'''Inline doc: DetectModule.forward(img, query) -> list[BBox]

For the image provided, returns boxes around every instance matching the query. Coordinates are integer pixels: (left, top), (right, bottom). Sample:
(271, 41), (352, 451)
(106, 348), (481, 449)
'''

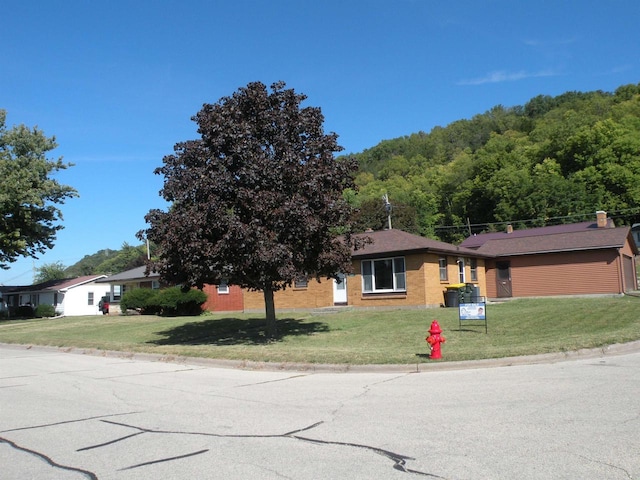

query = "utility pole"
(382, 194), (392, 230)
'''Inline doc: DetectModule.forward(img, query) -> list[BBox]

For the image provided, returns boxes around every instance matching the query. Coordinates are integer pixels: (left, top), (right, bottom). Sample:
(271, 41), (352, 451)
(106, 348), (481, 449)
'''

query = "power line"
(434, 207), (640, 232)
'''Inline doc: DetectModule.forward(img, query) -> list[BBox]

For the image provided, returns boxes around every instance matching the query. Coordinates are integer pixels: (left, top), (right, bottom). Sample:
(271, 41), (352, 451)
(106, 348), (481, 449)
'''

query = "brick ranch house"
(459, 211), (639, 299)
(99, 211), (637, 313)
(97, 266), (243, 313)
(243, 229), (491, 312)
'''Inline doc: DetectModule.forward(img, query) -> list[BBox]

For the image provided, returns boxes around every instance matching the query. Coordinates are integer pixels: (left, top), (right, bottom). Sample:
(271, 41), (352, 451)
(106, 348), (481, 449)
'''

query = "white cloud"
(457, 69), (559, 86)
(523, 37), (578, 48)
(607, 64), (633, 74)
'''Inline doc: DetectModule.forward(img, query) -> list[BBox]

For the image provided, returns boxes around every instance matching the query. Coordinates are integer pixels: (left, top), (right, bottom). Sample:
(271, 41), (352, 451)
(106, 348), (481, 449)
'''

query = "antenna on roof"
(382, 193), (392, 230)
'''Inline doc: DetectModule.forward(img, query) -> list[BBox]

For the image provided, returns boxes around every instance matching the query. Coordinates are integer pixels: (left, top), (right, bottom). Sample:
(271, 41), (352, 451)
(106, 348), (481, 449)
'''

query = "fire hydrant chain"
(426, 320), (446, 360)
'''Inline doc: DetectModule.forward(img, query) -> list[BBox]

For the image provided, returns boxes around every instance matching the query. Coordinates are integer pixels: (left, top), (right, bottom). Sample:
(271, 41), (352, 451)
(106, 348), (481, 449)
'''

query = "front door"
(333, 274), (347, 305)
(623, 255), (636, 292)
(496, 261), (512, 298)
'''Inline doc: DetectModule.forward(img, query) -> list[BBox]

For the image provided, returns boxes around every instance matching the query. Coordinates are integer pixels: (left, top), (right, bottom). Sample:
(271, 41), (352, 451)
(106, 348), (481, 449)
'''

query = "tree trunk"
(264, 287), (277, 338)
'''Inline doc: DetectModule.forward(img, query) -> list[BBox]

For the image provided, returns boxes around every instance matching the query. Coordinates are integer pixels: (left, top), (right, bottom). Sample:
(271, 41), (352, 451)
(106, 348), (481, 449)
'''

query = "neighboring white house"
(2, 275), (111, 316)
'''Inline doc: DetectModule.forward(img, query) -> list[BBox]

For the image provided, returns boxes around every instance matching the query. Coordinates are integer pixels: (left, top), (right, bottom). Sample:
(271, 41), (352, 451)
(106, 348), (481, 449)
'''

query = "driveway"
(1, 344), (639, 479)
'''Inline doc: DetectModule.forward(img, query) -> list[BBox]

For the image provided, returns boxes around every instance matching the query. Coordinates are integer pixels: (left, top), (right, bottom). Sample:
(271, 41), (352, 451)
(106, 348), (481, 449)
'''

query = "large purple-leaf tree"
(140, 81), (362, 337)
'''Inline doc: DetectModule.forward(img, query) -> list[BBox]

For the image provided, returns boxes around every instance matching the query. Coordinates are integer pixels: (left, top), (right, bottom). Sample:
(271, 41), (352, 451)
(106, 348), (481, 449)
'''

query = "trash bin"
(458, 286), (465, 304)
(445, 289), (459, 307)
(444, 284), (465, 307)
(468, 284), (481, 302)
(459, 283), (473, 303)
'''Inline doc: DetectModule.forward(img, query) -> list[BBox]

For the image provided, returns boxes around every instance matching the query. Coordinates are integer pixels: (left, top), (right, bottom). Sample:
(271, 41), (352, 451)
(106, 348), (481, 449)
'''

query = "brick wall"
(201, 284), (243, 312)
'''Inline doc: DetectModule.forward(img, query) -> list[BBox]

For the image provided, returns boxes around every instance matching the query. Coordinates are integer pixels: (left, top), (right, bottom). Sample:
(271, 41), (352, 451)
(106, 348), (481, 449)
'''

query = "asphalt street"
(1, 343), (639, 479)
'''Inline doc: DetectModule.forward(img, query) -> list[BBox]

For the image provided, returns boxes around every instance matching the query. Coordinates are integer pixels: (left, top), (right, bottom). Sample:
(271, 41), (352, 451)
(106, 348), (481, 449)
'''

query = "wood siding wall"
(485, 249), (623, 298)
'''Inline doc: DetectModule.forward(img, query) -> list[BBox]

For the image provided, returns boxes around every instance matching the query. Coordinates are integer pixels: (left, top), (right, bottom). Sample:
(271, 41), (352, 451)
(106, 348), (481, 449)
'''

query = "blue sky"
(1, 0), (639, 284)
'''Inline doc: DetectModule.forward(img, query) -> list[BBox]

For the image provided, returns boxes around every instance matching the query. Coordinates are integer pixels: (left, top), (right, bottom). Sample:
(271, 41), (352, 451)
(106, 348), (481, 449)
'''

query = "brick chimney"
(596, 210), (608, 228)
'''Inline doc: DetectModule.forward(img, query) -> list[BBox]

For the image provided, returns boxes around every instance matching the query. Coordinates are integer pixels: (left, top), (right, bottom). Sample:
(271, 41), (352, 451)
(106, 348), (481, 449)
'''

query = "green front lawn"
(1, 296), (639, 364)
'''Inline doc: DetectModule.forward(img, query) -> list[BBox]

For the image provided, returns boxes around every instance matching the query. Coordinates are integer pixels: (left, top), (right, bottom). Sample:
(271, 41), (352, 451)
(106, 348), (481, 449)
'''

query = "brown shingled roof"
(460, 217), (617, 249)
(352, 229), (490, 259)
(476, 226), (636, 256)
(460, 221), (600, 249)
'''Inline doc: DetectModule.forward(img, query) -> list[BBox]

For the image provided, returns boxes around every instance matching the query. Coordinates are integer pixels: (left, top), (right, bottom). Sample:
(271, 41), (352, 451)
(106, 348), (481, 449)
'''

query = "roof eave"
(491, 244), (625, 257)
(352, 247), (494, 260)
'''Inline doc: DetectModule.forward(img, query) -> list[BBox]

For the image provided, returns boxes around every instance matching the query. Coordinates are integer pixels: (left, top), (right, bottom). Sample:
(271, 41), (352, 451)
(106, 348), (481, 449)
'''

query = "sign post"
(459, 298), (487, 333)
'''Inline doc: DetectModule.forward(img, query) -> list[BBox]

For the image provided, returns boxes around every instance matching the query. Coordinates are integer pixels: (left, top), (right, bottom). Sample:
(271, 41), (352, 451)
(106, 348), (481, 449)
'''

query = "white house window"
(457, 258), (465, 283)
(217, 281), (229, 294)
(362, 257), (406, 293)
(88, 292), (94, 306)
(470, 258), (478, 282)
(439, 257), (448, 281)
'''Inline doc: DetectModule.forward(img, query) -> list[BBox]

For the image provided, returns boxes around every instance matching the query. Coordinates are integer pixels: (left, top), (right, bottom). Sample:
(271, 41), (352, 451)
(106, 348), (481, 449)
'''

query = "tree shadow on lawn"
(150, 317), (329, 346)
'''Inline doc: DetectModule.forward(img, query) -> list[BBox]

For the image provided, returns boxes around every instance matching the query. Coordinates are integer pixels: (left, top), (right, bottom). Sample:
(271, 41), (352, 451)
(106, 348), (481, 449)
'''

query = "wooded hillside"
(64, 243), (148, 278)
(66, 83), (640, 277)
(347, 83), (640, 243)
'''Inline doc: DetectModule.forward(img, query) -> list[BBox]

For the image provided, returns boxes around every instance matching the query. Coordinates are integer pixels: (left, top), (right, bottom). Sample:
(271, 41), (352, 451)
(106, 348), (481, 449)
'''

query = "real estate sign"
(459, 300), (487, 333)
(459, 302), (486, 320)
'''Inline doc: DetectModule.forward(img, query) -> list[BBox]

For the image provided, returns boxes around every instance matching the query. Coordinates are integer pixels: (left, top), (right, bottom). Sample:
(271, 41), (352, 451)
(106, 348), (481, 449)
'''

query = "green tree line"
(347, 83), (640, 243)
(63, 243), (149, 278)
(27, 82), (640, 284)
(30, 243), (149, 283)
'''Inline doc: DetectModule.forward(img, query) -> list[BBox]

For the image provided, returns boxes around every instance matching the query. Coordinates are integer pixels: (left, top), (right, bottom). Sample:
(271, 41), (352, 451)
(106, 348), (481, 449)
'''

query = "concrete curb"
(3, 339), (640, 373)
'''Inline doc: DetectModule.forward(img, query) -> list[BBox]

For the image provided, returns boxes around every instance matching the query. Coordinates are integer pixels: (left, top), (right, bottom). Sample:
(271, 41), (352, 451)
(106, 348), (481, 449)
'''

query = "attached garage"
(461, 212), (639, 299)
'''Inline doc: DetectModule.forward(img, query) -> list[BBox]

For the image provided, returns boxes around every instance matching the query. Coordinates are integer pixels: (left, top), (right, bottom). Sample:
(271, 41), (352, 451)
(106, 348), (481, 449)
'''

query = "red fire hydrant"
(426, 320), (446, 359)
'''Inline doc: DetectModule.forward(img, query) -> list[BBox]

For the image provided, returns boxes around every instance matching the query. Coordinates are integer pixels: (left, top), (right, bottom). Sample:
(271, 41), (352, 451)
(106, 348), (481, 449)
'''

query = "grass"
(0, 296), (639, 365)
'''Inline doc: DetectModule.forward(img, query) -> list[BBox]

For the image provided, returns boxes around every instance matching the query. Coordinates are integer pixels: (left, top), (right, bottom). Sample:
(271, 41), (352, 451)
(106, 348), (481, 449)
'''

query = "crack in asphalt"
(1, 412), (446, 477)
(96, 419), (446, 477)
(293, 435), (443, 477)
(330, 373), (413, 418)
(0, 435), (98, 480)
(118, 448), (209, 471)
(0, 374), (39, 379)
(575, 453), (634, 479)
(235, 373), (310, 387)
(98, 367), (206, 379)
(77, 432), (145, 451)
(621, 411), (640, 424)
(0, 411), (142, 433)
